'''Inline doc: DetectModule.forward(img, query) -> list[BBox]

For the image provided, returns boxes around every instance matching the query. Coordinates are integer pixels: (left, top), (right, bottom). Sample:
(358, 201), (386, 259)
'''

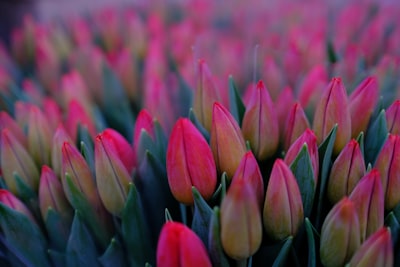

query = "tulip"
(263, 159), (304, 240)
(313, 77), (351, 154)
(42, 98), (63, 132)
(283, 102), (311, 150)
(14, 101), (35, 133)
(385, 100), (400, 134)
(60, 70), (92, 115)
(1, 129), (39, 195)
(51, 125), (74, 177)
(133, 109), (155, 165)
(327, 139), (366, 204)
(348, 227), (393, 267)
(349, 76), (379, 138)
(95, 132), (132, 216)
(166, 118), (217, 205)
(242, 80), (279, 160)
(275, 86), (295, 137)
(157, 221), (212, 267)
(193, 59), (221, 132)
(65, 99), (97, 142)
(0, 111), (27, 148)
(298, 64), (328, 111)
(320, 197), (360, 267)
(374, 134), (400, 211)
(221, 177), (262, 260)
(263, 57), (284, 100)
(349, 170), (384, 242)
(0, 189), (37, 224)
(211, 102), (247, 178)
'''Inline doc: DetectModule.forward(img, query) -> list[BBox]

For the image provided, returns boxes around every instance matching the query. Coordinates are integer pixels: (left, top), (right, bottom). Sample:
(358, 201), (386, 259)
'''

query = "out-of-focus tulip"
(0, 189), (37, 224)
(193, 59), (221, 132)
(263, 159), (304, 240)
(374, 134), (400, 211)
(211, 102), (246, 178)
(51, 125), (74, 177)
(42, 98), (62, 132)
(65, 99), (97, 142)
(386, 100), (400, 134)
(320, 197), (360, 267)
(133, 109), (155, 165)
(313, 77), (351, 154)
(348, 227), (393, 267)
(95, 132), (132, 216)
(327, 139), (365, 204)
(298, 64), (328, 111)
(221, 177), (262, 260)
(349, 170), (384, 242)
(1, 129), (39, 195)
(349, 76), (379, 138)
(0, 111), (27, 148)
(60, 70), (92, 115)
(284, 129), (319, 185)
(275, 86), (295, 137)
(263, 57), (284, 100)
(242, 80), (279, 160)
(166, 118), (216, 205)
(157, 221), (212, 267)
(14, 101), (35, 133)
(284, 102), (311, 150)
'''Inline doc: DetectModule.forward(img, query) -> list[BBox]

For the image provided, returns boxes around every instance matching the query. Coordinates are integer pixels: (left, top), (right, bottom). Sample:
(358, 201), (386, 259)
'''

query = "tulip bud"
(0, 189), (37, 224)
(42, 98), (62, 132)
(211, 102), (246, 178)
(133, 109), (155, 165)
(313, 77), (351, 154)
(349, 77), (379, 138)
(374, 134), (400, 211)
(65, 99), (97, 142)
(193, 59), (221, 132)
(284, 103), (311, 150)
(167, 118), (217, 205)
(157, 221), (212, 267)
(348, 227), (393, 267)
(0, 111), (27, 148)
(95, 132), (132, 216)
(242, 80), (279, 160)
(320, 197), (360, 267)
(1, 129), (39, 195)
(263, 159), (304, 240)
(52, 125), (74, 177)
(349, 170), (384, 242)
(298, 64), (328, 111)
(327, 139), (365, 204)
(221, 177), (262, 260)
(275, 86), (295, 136)
(386, 100), (400, 134)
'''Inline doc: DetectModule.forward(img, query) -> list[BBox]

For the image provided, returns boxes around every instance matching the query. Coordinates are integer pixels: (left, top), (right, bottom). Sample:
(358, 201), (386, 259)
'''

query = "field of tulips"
(0, 0), (399, 266)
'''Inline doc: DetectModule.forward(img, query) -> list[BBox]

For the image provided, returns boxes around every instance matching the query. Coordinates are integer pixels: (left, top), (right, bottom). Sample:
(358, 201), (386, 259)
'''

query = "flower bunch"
(0, 0), (400, 266)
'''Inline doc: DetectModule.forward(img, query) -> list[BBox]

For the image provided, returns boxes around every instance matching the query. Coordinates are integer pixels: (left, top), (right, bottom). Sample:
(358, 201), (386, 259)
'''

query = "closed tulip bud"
(157, 221), (212, 267)
(39, 165), (73, 222)
(320, 197), (360, 267)
(0, 189), (37, 224)
(167, 118), (217, 205)
(313, 77), (351, 154)
(95, 132), (132, 216)
(349, 170), (384, 242)
(242, 80), (279, 160)
(298, 64), (328, 111)
(211, 102), (246, 178)
(133, 109), (155, 165)
(263, 159), (304, 240)
(348, 227), (393, 267)
(328, 139), (365, 204)
(275, 86), (295, 136)
(386, 100), (400, 134)
(1, 129), (39, 195)
(284, 129), (319, 185)
(284, 102), (311, 150)
(221, 178), (262, 260)
(42, 98), (62, 132)
(65, 100), (97, 142)
(193, 59), (221, 132)
(0, 111), (27, 148)
(374, 134), (400, 211)
(349, 77), (379, 138)
(52, 125), (74, 177)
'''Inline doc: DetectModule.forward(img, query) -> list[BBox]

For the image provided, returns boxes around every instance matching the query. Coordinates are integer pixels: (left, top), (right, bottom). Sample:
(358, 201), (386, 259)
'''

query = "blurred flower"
(133, 109), (155, 164)
(283, 102), (311, 151)
(385, 100), (400, 134)
(42, 98), (63, 132)
(275, 86), (295, 138)
(0, 111), (27, 148)
(51, 125), (74, 177)
(65, 99), (97, 142)
(263, 159), (304, 240)
(167, 118), (216, 205)
(0, 189), (37, 224)
(157, 221), (212, 267)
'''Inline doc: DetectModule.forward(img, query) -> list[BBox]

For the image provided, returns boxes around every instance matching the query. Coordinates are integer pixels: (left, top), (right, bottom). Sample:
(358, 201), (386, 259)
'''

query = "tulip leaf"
(136, 129), (165, 168)
(45, 208), (71, 251)
(153, 118), (167, 164)
(356, 131), (364, 158)
(208, 207), (230, 267)
(384, 212), (399, 246)
(48, 249), (66, 267)
(66, 210), (100, 267)
(121, 183), (154, 267)
(191, 187), (213, 246)
(189, 108), (210, 142)
(305, 218), (317, 267)
(13, 172), (41, 220)
(326, 40), (337, 64)
(272, 236), (293, 267)
(77, 124), (95, 175)
(229, 75), (245, 126)
(364, 109), (388, 165)
(289, 144), (315, 218)
(98, 238), (127, 267)
(0, 203), (51, 267)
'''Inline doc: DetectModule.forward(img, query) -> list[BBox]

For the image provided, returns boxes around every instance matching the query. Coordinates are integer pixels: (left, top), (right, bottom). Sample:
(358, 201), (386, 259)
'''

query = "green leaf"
(48, 249), (66, 267)
(13, 172), (41, 221)
(384, 212), (399, 246)
(289, 144), (315, 218)
(208, 207), (230, 267)
(45, 208), (71, 251)
(229, 75), (245, 126)
(364, 109), (388, 165)
(77, 124), (95, 176)
(189, 108), (210, 142)
(305, 218), (316, 267)
(153, 119), (167, 164)
(272, 236), (293, 267)
(66, 211), (100, 267)
(121, 183), (154, 267)
(191, 187), (213, 246)
(98, 238), (127, 267)
(356, 131), (365, 159)
(0, 203), (51, 267)
(326, 40), (337, 64)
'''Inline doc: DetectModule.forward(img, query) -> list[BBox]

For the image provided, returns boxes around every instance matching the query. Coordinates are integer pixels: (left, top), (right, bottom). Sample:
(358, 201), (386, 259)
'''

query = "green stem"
(237, 259), (247, 267)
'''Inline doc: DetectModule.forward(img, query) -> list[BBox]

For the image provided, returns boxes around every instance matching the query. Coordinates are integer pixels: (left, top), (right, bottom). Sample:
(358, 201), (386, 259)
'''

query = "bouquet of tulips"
(0, 0), (399, 266)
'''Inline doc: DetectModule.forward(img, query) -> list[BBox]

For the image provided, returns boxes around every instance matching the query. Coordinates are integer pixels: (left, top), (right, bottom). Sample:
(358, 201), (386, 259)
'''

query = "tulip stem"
(236, 259), (247, 267)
